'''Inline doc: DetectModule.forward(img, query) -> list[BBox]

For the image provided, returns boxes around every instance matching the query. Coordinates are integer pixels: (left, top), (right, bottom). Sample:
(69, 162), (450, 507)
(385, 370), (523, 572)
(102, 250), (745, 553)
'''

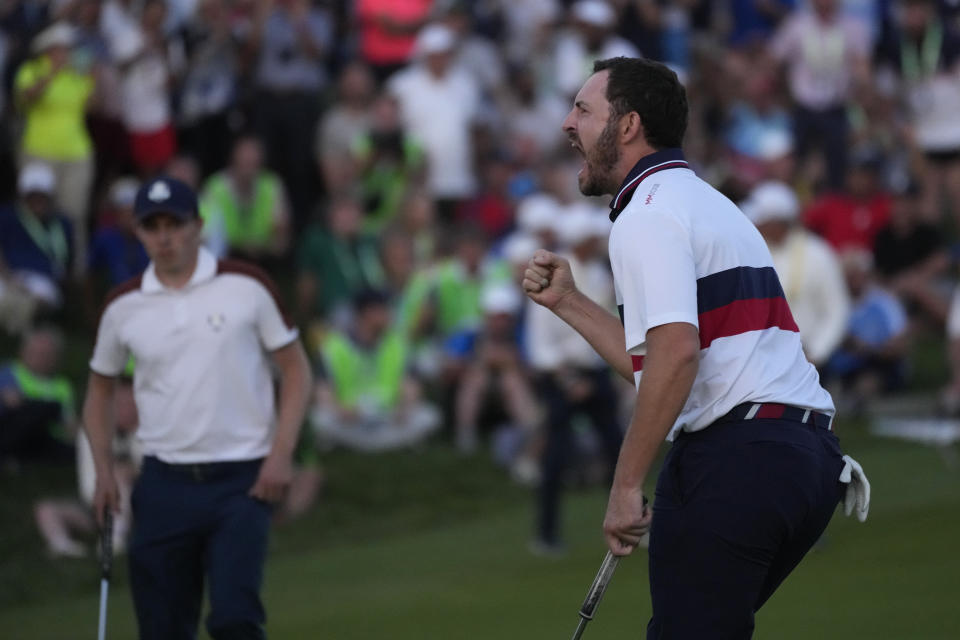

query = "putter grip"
(101, 511), (113, 580)
(578, 551), (619, 621)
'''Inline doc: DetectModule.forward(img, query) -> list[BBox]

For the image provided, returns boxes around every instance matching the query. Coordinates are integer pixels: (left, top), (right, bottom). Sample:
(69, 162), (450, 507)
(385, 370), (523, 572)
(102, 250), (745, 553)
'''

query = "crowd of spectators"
(3, 0), (960, 555)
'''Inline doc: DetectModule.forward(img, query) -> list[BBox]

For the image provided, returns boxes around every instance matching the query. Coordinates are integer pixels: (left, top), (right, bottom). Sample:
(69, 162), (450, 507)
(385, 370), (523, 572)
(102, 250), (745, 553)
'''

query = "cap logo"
(148, 181), (171, 202)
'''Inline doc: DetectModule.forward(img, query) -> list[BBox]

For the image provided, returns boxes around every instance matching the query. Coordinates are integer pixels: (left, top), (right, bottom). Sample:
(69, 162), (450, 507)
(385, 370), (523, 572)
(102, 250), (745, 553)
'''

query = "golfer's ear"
(621, 112), (644, 144)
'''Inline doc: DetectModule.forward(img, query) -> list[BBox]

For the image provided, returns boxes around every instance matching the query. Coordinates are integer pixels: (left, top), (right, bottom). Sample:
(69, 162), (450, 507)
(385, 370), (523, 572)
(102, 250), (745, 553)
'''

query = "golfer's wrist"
(552, 288), (584, 318)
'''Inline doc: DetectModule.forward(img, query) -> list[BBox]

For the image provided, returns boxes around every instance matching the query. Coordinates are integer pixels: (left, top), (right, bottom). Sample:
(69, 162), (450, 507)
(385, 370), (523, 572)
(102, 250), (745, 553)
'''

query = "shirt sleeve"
(609, 209), (699, 353)
(254, 280), (299, 351)
(89, 303), (129, 376)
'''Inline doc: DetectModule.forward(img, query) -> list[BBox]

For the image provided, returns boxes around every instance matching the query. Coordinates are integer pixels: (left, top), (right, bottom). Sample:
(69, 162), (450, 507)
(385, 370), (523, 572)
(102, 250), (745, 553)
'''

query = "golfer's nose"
(561, 109), (576, 135)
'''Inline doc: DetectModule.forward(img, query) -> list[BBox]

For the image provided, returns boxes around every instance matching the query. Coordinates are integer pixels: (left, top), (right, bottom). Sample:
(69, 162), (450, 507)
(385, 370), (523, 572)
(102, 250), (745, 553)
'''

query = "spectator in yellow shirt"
(15, 23), (96, 277)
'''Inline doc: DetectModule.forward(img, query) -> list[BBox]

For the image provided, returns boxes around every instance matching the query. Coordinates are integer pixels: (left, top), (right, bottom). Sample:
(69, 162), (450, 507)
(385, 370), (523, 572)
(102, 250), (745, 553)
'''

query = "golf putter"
(98, 511), (113, 640)
(570, 550), (620, 640)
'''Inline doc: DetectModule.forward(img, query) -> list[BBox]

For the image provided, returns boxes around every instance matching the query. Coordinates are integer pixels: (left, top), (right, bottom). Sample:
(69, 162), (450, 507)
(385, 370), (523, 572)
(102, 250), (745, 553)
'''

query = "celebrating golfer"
(82, 176), (312, 639)
(523, 57), (870, 638)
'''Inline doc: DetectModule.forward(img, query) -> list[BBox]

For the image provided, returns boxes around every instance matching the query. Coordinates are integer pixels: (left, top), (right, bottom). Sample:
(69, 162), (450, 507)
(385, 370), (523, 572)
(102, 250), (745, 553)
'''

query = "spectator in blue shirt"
(88, 177), (148, 287)
(0, 162), (73, 310)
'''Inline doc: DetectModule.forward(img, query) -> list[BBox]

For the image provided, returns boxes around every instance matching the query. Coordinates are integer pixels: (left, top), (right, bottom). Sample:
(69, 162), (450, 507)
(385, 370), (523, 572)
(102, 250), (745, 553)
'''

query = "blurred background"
(0, 0), (958, 637)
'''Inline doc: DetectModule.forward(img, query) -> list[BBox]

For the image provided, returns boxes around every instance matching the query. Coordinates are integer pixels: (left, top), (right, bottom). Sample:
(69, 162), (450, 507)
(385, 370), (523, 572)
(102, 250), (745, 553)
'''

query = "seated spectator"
(35, 373), (140, 557)
(88, 177), (148, 288)
(200, 134), (291, 261)
(311, 290), (440, 452)
(14, 22), (96, 276)
(721, 53), (794, 193)
(0, 163), (73, 311)
(454, 285), (539, 455)
(873, 179), (951, 323)
(525, 208), (622, 553)
(824, 250), (909, 410)
(351, 93), (426, 233)
(0, 326), (76, 465)
(743, 181), (850, 367)
(803, 147), (892, 252)
(316, 62), (376, 195)
(296, 197), (385, 329)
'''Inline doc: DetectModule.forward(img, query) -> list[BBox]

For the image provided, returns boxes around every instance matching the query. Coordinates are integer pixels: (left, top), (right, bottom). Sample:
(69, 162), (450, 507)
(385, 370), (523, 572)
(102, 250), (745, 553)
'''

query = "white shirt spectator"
(769, 8), (870, 109)
(553, 29), (640, 98)
(768, 228), (851, 365)
(389, 64), (480, 199)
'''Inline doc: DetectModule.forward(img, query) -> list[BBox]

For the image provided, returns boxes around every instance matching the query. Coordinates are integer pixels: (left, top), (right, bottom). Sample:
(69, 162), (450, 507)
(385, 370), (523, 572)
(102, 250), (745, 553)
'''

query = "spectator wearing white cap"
(0, 163), (74, 313)
(554, 1), (640, 98)
(454, 284), (540, 456)
(524, 202), (622, 554)
(87, 177), (149, 302)
(14, 22), (96, 277)
(744, 181), (850, 366)
(388, 23), (482, 220)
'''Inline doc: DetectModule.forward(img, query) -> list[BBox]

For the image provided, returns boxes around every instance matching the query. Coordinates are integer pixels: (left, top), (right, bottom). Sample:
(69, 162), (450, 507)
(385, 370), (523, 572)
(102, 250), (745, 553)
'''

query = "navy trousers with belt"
(646, 413), (845, 639)
(129, 456), (272, 640)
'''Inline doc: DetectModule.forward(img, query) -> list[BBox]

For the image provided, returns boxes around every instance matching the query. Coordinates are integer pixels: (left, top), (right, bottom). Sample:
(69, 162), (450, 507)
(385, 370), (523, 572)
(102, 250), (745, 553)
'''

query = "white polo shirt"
(90, 247), (298, 463)
(607, 149), (834, 441)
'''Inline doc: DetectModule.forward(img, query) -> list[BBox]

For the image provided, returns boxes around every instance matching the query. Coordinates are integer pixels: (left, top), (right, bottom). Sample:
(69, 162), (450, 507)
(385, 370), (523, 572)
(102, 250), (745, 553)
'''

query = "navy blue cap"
(134, 176), (199, 222)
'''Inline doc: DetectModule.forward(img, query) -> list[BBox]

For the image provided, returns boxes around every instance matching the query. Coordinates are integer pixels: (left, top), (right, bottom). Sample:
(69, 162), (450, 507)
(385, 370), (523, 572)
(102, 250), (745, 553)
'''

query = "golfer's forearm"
(81, 372), (116, 476)
(613, 326), (699, 490)
(554, 291), (633, 382)
(271, 344), (313, 459)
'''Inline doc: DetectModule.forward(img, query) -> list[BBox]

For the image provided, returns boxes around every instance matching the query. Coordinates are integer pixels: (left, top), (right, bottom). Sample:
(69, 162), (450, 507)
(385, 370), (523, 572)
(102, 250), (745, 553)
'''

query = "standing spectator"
(311, 289), (440, 452)
(457, 152), (516, 241)
(553, 1), (640, 99)
(498, 0), (562, 66)
(83, 175), (313, 640)
(388, 23), (482, 221)
(295, 197), (385, 328)
(769, 0), (871, 190)
(114, 1), (178, 176)
(14, 22), (95, 276)
(727, 0), (795, 47)
(315, 62), (376, 195)
(249, 0), (332, 225)
(0, 325), (76, 464)
(443, 3), (506, 101)
(744, 181), (850, 367)
(525, 207), (622, 554)
(875, 0), (960, 224)
(498, 65), (570, 160)
(873, 178), (951, 321)
(356, 0), (434, 84)
(0, 163), (73, 311)
(803, 147), (893, 251)
(199, 134), (291, 262)
(178, 0), (240, 178)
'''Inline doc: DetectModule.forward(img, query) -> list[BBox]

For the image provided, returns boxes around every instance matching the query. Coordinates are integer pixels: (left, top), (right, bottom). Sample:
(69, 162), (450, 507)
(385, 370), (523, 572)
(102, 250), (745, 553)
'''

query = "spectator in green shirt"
(296, 197), (385, 329)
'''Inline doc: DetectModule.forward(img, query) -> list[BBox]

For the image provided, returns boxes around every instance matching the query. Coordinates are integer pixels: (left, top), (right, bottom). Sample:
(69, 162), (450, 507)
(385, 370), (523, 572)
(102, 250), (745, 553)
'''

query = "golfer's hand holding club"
(93, 471), (120, 528)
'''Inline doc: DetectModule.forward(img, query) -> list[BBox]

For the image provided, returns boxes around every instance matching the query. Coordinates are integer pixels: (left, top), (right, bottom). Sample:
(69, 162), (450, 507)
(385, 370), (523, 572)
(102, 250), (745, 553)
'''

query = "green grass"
(1, 418), (959, 639)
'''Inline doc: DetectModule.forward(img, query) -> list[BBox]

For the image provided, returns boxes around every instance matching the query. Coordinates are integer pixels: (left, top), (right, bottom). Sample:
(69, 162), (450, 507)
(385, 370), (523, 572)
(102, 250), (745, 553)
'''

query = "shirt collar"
(608, 148), (689, 221)
(142, 246), (217, 294)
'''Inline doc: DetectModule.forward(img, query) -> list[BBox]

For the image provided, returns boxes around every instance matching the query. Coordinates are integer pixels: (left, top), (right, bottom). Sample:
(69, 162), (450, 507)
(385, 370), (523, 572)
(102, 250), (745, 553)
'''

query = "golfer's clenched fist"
(522, 250), (578, 310)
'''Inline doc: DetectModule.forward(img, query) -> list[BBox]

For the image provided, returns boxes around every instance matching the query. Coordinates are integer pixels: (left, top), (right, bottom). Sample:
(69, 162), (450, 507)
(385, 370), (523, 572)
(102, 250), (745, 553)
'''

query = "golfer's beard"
(578, 125), (620, 197)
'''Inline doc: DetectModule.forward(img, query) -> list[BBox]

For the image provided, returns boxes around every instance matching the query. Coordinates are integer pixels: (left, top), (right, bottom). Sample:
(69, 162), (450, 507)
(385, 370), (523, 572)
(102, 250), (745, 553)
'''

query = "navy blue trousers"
(129, 457), (272, 640)
(646, 418), (844, 639)
(537, 369), (623, 544)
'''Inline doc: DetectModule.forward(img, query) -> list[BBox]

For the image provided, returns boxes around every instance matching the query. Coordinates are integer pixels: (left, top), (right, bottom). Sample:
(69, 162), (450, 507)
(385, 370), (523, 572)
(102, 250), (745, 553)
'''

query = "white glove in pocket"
(838, 454), (871, 522)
